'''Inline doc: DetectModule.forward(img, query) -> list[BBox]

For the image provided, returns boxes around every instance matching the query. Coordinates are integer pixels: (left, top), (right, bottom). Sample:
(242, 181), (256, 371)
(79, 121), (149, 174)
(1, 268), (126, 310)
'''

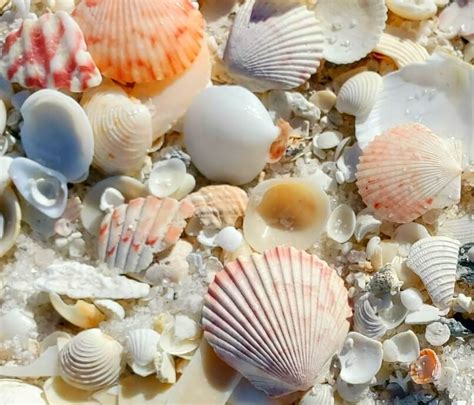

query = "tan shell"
(0, 186), (21, 258)
(49, 293), (105, 329)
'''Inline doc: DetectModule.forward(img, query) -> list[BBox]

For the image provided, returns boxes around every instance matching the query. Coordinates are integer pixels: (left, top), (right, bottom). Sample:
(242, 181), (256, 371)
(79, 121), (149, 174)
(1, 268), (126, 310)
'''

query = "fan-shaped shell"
(356, 123), (463, 223)
(438, 215), (474, 245)
(73, 0), (205, 84)
(59, 328), (124, 391)
(126, 329), (161, 377)
(202, 246), (351, 397)
(0, 186), (21, 258)
(407, 236), (460, 309)
(409, 348), (441, 385)
(98, 196), (194, 274)
(374, 32), (429, 68)
(0, 379), (46, 405)
(223, 0), (323, 92)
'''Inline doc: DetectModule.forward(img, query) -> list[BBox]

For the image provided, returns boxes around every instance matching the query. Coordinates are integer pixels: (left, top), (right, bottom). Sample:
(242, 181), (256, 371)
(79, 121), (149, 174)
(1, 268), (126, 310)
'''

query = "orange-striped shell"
(73, 0), (205, 84)
(409, 348), (441, 385)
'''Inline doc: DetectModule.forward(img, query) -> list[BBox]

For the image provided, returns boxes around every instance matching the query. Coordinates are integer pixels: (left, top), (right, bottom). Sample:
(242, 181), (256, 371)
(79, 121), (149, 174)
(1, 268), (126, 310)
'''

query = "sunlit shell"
(326, 204), (356, 243)
(0, 379), (46, 404)
(243, 178), (330, 252)
(49, 293), (105, 329)
(353, 293), (388, 339)
(374, 32), (429, 68)
(0, 11), (101, 92)
(0, 186), (21, 258)
(386, 0), (437, 20)
(437, 214), (474, 245)
(126, 329), (161, 377)
(73, 0), (205, 84)
(160, 315), (202, 357)
(147, 159), (187, 199)
(98, 196), (194, 274)
(335, 377), (371, 403)
(382, 330), (420, 363)
(223, 0), (323, 92)
(203, 246), (351, 397)
(300, 384), (334, 405)
(409, 348), (441, 384)
(356, 124), (463, 223)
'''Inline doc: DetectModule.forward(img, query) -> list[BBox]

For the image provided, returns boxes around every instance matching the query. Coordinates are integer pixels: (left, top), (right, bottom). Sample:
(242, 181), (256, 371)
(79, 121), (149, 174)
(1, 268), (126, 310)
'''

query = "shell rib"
(73, 0), (205, 84)
(223, 0), (323, 92)
(374, 32), (429, 68)
(356, 123), (463, 223)
(203, 246), (351, 397)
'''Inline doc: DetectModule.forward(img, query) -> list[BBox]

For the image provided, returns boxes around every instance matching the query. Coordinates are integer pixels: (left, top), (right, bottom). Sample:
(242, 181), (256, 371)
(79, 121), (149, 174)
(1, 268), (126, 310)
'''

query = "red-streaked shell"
(0, 11), (101, 92)
(73, 0), (205, 84)
(203, 246), (351, 397)
(356, 123), (462, 223)
(409, 348), (441, 384)
(98, 196), (194, 274)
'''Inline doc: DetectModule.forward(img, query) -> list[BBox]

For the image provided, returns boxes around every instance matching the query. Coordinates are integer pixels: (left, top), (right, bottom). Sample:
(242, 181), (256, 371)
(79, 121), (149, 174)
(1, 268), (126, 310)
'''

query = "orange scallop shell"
(409, 348), (441, 385)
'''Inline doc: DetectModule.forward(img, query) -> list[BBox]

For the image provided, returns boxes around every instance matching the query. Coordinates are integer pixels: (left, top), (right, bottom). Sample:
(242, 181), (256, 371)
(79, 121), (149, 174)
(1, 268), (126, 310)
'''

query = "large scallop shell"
(374, 32), (429, 68)
(407, 236), (460, 309)
(202, 246), (351, 397)
(58, 328), (124, 391)
(0, 186), (21, 258)
(356, 123), (463, 223)
(223, 0), (323, 92)
(98, 196), (194, 274)
(73, 0), (205, 84)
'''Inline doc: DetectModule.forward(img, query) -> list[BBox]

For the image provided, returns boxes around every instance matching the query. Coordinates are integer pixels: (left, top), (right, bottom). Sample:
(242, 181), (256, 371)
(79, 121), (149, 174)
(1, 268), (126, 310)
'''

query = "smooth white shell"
(425, 322), (451, 346)
(326, 204), (356, 243)
(0, 186), (21, 258)
(315, 131), (343, 149)
(382, 330), (420, 363)
(214, 226), (242, 252)
(0, 379), (46, 404)
(386, 0), (437, 20)
(405, 304), (440, 325)
(126, 329), (161, 377)
(160, 315), (201, 357)
(147, 159), (187, 198)
(170, 173), (196, 200)
(93, 299), (125, 321)
(400, 288), (424, 311)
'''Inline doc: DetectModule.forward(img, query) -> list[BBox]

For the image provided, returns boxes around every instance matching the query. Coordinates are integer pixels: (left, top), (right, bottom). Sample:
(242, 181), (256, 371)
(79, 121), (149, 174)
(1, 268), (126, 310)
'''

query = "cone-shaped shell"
(356, 124), (462, 223)
(203, 246), (351, 397)
(73, 0), (205, 84)
(0, 186), (21, 258)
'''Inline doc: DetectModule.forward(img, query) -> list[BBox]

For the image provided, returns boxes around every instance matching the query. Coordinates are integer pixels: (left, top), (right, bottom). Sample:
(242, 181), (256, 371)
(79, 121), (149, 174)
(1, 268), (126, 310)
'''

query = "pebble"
(425, 322), (450, 346)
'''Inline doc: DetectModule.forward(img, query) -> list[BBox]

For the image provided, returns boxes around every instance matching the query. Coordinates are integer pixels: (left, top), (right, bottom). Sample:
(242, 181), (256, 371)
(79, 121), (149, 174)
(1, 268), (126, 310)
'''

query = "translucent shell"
(409, 348), (441, 385)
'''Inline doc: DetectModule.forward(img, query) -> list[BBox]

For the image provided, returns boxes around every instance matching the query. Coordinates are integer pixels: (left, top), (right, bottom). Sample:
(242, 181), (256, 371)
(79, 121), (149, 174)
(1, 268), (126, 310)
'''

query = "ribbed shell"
(126, 329), (161, 377)
(407, 236), (460, 309)
(438, 215), (474, 245)
(203, 246), (351, 397)
(374, 33), (429, 68)
(409, 348), (441, 384)
(0, 187), (21, 258)
(59, 329), (123, 391)
(353, 293), (387, 340)
(223, 0), (323, 92)
(98, 196), (194, 274)
(73, 0), (205, 84)
(356, 124), (463, 223)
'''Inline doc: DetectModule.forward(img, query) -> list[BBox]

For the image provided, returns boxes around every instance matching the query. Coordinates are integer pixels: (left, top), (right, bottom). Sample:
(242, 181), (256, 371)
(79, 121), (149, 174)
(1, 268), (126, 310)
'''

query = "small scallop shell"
(386, 0), (437, 20)
(59, 329), (124, 391)
(300, 384), (334, 405)
(0, 186), (21, 258)
(0, 379), (46, 404)
(326, 204), (356, 243)
(73, 0), (205, 84)
(353, 293), (387, 339)
(147, 159), (187, 199)
(374, 33), (429, 68)
(382, 330), (420, 363)
(126, 329), (161, 377)
(437, 214), (474, 245)
(336, 72), (383, 118)
(409, 348), (441, 385)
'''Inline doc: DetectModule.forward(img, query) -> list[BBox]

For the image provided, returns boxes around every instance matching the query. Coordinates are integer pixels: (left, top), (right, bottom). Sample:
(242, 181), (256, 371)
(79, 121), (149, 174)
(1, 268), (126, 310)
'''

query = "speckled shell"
(409, 348), (441, 384)
(374, 32), (429, 68)
(0, 186), (21, 258)
(73, 0), (205, 84)
(203, 246), (351, 397)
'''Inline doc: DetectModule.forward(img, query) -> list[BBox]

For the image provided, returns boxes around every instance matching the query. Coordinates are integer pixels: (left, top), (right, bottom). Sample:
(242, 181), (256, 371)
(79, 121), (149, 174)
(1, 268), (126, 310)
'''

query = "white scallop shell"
(223, 0), (323, 92)
(336, 72), (383, 118)
(374, 32), (429, 68)
(300, 384), (334, 405)
(353, 293), (388, 339)
(203, 246), (351, 397)
(382, 330), (420, 363)
(437, 214), (474, 245)
(326, 204), (356, 243)
(147, 159), (187, 199)
(49, 293), (105, 329)
(386, 0), (437, 20)
(407, 236), (460, 309)
(126, 329), (161, 377)
(0, 186), (21, 258)
(59, 328), (124, 391)
(0, 379), (46, 405)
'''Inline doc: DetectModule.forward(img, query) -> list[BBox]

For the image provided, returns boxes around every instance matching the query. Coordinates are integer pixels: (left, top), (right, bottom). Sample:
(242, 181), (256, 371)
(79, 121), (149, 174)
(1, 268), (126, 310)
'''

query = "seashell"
(43, 377), (101, 405)
(81, 81), (152, 176)
(73, 0), (205, 84)
(49, 293), (105, 329)
(393, 223), (430, 257)
(382, 330), (420, 363)
(147, 159), (187, 199)
(353, 293), (388, 339)
(59, 328), (124, 391)
(243, 178), (330, 252)
(0, 157), (12, 195)
(222, 0), (323, 92)
(154, 350), (176, 384)
(0, 345), (60, 378)
(425, 321), (450, 346)
(170, 173), (196, 201)
(300, 384), (334, 405)
(0, 99), (5, 135)
(310, 90), (337, 114)
(98, 196), (194, 274)
(0, 186), (21, 258)
(409, 348), (441, 385)
(339, 332), (383, 384)
(315, 0), (387, 64)
(0, 379), (46, 404)
(377, 293), (408, 329)
(336, 72), (383, 118)
(386, 0), (437, 20)
(336, 142), (362, 184)
(20, 89), (94, 183)
(407, 236), (460, 309)
(0, 11), (101, 92)
(438, 0), (474, 38)
(335, 377), (371, 404)
(99, 188), (125, 214)
(356, 124), (463, 223)
(354, 212), (382, 242)
(374, 32), (429, 68)
(93, 299), (125, 321)
(315, 131), (343, 150)
(202, 246), (351, 397)
(160, 315), (202, 357)
(214, 226), (242, 252)
(183, 86), (281, 185)
(9, 158), (67, 219)
(405, 304), (440, 325)
(0, 308), (36, 344)
(326, 204), (356, 243)
(126, 329), (161, 377)
(44, 0), (76, 13)
(366, 264), (402, 296)
(438, 214), (474, 245)
(400, 288), (424, 311)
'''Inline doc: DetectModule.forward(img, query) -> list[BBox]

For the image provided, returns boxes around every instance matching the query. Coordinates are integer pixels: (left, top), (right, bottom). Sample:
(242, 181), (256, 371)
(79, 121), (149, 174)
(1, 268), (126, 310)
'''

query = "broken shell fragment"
(0, 379), (47, 404)
(409, 348), (441, 385)
(99, 188), (125, 213)
(0, 186), (21, 258)
(0, 308), (36, 344)
(326, 204), (356, 243)
(400, 288), (424, 312)
(438, 0), (474, 38)
(160, 315), (202, 357)
(354, 212), (382, 242)
(382, 330), (420, 363)
(126, 329), (161, 377)
(49, 293), (105, 329)
(425, 322), (451, 346)
(353, 293), (388, 339)
(405, 304), (440, 325)
(386, 0), (437, 20)
(147, 159), (187, 199)
(93, 300), (125, 321)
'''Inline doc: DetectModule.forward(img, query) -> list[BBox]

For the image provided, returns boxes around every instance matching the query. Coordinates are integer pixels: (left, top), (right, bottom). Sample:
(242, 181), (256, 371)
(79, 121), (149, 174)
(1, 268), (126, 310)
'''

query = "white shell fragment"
(147, 159), (187, 198)
(315, 131), (343, 150)
(326, 204), (356, 243)
(99, 188), (125, 213)
(214, 226), (242, 252)
(0, 346), (60, 378)
(0, 379), (47, 405)
(0, 186), (21, 258)
(160, 315), (202, 357)
(405, 304), (440, 325)
(0, 308), (36, 344)
(386, 0), (437, 20)
(354, 212), (382, 242)
(438, 0), (474, 38)
(374, 32), (429, 68)
(425, 322), (451, 346)
(353, 293), (388, 339)
(336, 377), (371, 403)
(0, 157), (12, 195)
(93, 299), (125, 321)
(126, 329), (161, 377)
(382, 330), (420, 363)
(400, 288), (424, 311)
(438, 214), (474, 245)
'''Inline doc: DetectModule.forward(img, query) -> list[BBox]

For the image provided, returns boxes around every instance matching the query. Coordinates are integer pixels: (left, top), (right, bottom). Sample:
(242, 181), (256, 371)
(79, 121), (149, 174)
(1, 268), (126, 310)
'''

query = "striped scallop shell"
(81, 81), (152, 176)
(356, 123), (463, 223)
(0, 186), (21, 258)
(126, 329), (161, 377)
(374, 32), (429, 68)
(203, 246), (351, 397)
(73, 0), (205, 84)
(98, 196), (194, 274)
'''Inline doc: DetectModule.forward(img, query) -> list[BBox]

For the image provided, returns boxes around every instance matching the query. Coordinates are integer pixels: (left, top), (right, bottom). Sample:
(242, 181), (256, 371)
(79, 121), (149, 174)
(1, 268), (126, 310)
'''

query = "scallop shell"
(73, 0), (205, 84)
(300, 384), (334, 405)
(126, 329), (161, 377)
(0, 379), (46, 404)
(386, 0), (437, 20)
(353, 293), (388, 339)
(59, 328), (124, 391)
(336, 72), (383, 118)
(409, 348), (441, 385)
(356, 123), (463, 223)
(0, 11), (101, 92)
(81, 81), (152, 176)
(326, 204), (356, 243)
(438, 214), (474, 245)
(223, 0), (323, 92)
(202, 246), (351, 397)
(315, 0), (387, 64)
(98, 196), (194, 274)
(243, 178), (330, 252)
(0, 186), (21, 258)
(407, 236), (460, 309)
(374, 32), (429, 68)
(49, 293), (105, 329)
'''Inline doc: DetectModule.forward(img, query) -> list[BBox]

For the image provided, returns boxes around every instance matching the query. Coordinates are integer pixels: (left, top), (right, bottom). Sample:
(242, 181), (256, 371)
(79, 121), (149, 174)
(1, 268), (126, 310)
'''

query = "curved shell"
(300, 384), (334, 405)
(0, 11), (101, 92)
(438, 215), (474, 245)
(0, 186), (21, 258)
(223, 0), (323, 92)
(382, 330), (420, 363)
(49, 293), (105, 329)
(73, 0), (205, 84)
(126, 329), (161, 377)
(203, 246), (351, 397)
(81, 81), (152, 176)
(438, 0), (474, 38)
(336, 72), (383, 118)
(98, 196), (194, 274)
(409, 348), (441, 385)
(147, 159), (187, 199)
(386, 0), (437, 20)
(59, 329), (124, 391)
(0, 379), (46, 404)
(353, 293), (388, 339)
(326, 204), (356, 243)
(356, 124), (463, 223)
(374, 33), (429, 68)
(407, 236), (460, 309)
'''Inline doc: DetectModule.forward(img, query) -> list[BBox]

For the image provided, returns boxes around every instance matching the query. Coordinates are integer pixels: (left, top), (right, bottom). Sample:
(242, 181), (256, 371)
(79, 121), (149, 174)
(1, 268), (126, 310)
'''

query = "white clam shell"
(326, 204), (356, 243)
(0, 379), (46, 404)
(126, 329), (161, 377)
(374, 32), (429, 68)
(353, 293), (388, 339)
(147, 159), (187, 198)
(49, 293), (105, 329)
(0, 186), (21, 258)
(425, 321), (451, 346)
(438, 214), (474, 245)
(382, 330), (420, 363)
(386, 0), (437, 20)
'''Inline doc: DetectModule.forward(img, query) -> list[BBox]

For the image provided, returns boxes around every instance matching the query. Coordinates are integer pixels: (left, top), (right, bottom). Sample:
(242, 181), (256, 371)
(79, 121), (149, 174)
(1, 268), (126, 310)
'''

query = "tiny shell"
(126, 329), (161, 377)
(326, 204), (356, 243)
(425, 322), (450, 346)
(214, 226), (242, 252)
(409, 348), (441, 385)
(147, 159), (187, 199)
(93, 300), (125, 321)
(354, 213), (382, 242)
(374, 32), (429, 68)
(386, 0), (437, 20)
(382, 330), (420, 363)
(353, 293), (388, 339)
(400, 288), (424, 311)
(49, 293), (105, 329)
(0, 186), (21, 258)
(0, 379), (46, 404)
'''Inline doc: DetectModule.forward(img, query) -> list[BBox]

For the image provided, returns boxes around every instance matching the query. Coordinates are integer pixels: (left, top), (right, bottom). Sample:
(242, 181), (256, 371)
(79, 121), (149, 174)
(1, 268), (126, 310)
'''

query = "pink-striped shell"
(0, 11), (101, 92)
(203, 246), (351, 397)
(73, 0), (205, 84)
(356, 123), (462, 223)
(98, 196), (194, 274)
